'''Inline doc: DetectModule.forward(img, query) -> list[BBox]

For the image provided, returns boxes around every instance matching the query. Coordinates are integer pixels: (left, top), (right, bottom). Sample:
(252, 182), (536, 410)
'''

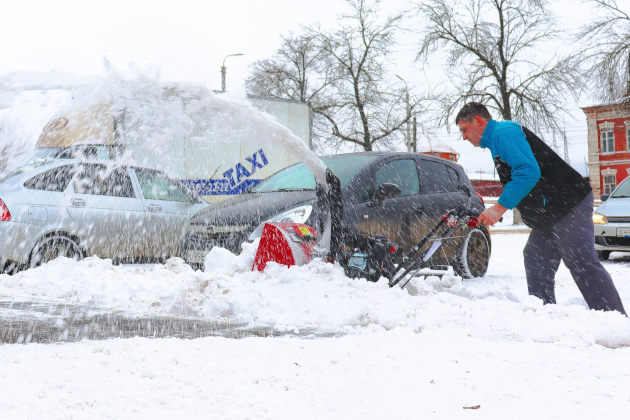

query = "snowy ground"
(1, 233), (630, 419)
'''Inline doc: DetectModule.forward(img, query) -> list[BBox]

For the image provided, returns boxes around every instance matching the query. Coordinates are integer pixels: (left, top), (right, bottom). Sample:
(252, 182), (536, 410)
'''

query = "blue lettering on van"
(182, 149), (269, 195)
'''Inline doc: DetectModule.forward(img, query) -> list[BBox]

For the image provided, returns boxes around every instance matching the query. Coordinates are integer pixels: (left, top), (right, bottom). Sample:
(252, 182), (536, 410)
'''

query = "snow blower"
(342, 205), (481, 288)
(253, 168), (344, 271)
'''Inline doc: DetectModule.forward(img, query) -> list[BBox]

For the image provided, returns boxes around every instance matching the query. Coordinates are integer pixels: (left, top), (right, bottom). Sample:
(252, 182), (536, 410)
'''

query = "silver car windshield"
(611, 178), (630, 198)
(251, 155), (378, 193)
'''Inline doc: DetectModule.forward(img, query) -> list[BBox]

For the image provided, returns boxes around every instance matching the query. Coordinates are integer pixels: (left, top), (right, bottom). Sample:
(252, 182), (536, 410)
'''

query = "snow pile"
(1, 234), (629, 348)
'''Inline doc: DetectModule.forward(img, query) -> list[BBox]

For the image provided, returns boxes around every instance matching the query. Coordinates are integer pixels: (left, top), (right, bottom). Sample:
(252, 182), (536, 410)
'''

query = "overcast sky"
(0, 0), (608, 174)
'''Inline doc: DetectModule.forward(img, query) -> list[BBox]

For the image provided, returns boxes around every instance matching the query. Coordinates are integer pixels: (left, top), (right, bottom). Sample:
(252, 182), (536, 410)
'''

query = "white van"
(33, 83), (312, 204)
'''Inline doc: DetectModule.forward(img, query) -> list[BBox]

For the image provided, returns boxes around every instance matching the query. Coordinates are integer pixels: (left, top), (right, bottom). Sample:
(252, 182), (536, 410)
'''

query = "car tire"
(596, 250), (610, 261)
(29, 234), (84, 269)
(453, 228), (490, 279)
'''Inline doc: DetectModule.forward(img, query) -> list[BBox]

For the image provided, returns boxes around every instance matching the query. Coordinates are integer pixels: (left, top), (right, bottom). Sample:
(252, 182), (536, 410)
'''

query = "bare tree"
(416, 0), (582, 134)
(246, 34), (330, 102)
(577, 0), (630, 105)
(247, 0), (427, 152)
(0, 122), (26, 173)
(311, 0), (426, 151)
(246, 34), (338, 147)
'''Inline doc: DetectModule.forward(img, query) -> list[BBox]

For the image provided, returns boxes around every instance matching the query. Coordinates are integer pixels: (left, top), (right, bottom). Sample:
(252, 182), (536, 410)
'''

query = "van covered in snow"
(35, 82), (312, 204)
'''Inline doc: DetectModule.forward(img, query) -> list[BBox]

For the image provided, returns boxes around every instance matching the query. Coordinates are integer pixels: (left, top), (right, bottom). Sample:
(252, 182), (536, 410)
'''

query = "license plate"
(187, 250), (209, 264)
(617, 228), (630, 237)
(348, 253), (368, 270)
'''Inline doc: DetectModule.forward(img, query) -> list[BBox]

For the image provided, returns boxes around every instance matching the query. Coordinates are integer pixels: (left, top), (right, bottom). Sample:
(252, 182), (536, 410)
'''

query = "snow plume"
(1, 234), (629, 349)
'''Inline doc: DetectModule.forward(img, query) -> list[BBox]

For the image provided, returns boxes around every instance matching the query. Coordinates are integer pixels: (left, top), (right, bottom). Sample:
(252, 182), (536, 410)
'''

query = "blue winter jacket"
(480, 119), (541, 209)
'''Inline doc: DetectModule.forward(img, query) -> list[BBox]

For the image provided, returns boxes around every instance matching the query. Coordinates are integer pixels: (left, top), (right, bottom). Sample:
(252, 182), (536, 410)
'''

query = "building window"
(601, 130), (614, 153)
(603, 174), (616, 195)
(627, 128), (630, 151)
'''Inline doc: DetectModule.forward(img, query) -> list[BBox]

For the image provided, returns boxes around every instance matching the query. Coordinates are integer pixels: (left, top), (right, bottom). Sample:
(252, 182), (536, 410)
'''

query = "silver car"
(0, 159), (208, 272)
(594, 177), (630, 260)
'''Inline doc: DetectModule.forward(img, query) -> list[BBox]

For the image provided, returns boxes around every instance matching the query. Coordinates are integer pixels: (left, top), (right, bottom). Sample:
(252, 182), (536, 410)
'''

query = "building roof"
(416, 133), (458, 155)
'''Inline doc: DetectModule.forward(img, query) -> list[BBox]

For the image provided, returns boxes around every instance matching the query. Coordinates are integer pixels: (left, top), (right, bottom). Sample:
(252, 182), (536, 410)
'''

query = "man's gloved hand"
(478, 203), (508, 226)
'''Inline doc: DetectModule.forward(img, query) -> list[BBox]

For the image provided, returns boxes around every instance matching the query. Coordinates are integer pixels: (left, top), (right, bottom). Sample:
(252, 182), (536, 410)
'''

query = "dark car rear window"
(251, 155), (377, 192)
(418, 160), (459, 193)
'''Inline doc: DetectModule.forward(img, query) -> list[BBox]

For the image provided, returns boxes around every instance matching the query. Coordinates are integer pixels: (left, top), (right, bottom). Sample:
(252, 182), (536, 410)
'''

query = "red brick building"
(417, 136), (459, 162)
(466, 172), (504, 197)
(582, 103), (630, 198)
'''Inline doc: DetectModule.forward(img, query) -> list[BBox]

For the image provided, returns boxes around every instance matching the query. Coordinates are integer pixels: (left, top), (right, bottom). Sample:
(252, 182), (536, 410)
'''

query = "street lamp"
(221, 53), (244, 92)
(396, 74), (411, 152)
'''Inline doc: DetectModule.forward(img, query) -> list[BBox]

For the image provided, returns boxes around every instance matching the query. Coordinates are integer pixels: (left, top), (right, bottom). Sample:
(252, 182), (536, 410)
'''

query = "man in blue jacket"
(457, 102), (625, 315)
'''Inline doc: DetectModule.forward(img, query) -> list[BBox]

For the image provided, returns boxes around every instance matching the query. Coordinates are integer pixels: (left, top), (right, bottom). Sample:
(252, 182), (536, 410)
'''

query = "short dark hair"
(455, 102), (492, 125)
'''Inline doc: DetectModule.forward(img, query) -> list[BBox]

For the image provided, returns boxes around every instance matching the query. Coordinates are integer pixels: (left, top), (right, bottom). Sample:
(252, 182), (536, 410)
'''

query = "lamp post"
(221, 53), (244, 92)
(396, 75), (411, 152)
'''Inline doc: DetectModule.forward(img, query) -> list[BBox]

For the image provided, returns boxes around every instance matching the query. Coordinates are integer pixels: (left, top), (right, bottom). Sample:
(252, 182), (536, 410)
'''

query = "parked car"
(594, 177), (630, 260)
(0, 159), (208, 272)
(21, 144), (122, 165)
(182, 152), (491, 278)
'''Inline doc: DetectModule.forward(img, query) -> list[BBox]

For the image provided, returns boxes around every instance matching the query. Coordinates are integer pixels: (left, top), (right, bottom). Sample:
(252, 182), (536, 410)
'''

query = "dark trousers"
(523, 192), (626, 315)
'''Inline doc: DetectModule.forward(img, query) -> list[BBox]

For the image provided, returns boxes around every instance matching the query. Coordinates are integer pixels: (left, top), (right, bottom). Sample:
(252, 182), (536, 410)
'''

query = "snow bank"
(1, 234), (629, 348)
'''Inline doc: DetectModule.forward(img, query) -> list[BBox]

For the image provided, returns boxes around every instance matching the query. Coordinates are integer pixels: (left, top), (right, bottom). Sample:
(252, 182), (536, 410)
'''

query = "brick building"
(417, 136), (459, 162)
(582, 103), (630, 198)
(466, 172), (504, 197)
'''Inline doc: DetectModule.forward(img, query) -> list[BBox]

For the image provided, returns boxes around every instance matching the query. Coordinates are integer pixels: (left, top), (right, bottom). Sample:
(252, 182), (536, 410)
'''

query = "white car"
(593, 177), (630, 260)
(0, 159), (208, 272)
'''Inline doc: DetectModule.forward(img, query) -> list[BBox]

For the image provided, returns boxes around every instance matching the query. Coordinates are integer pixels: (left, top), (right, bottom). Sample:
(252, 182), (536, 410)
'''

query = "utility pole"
(406, 92), (411, 151)
(552, 132), (559, 154)
(221, 53), (244, 92)
(412, 117), (417, 152)
(395, 75), (412, 151)
(563, 120), (570, 165)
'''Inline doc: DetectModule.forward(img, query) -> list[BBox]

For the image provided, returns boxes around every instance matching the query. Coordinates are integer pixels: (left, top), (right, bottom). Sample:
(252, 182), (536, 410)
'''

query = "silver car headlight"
(593, 212), (608, 224)
(248, 205), (313, 241)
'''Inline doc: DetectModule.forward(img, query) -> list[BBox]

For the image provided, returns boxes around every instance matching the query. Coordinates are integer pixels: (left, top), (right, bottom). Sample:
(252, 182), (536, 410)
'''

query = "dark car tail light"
(0, 198), (11, 221)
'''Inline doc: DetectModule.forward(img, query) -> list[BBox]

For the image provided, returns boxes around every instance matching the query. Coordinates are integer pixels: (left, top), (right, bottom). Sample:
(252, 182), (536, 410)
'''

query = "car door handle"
(414, 206), (425, 214)
(148, 204), (163, 212)
(71, 198), (86, 207)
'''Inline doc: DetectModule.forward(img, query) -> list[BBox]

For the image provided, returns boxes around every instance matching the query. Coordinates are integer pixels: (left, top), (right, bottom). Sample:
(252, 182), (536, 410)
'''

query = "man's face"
(458, 116), (487, 147)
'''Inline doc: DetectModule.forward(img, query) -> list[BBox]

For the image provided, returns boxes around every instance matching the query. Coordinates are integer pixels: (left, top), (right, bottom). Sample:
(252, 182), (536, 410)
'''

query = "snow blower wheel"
(453, 228), (490, 279)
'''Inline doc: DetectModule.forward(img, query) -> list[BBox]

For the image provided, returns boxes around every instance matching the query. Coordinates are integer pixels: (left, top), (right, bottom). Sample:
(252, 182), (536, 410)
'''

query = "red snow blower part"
(253, 222), (320, 271)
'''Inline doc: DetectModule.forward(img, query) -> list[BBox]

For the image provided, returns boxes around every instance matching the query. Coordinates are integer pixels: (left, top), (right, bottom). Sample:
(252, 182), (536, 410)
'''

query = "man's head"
(456, 102), (492, 147)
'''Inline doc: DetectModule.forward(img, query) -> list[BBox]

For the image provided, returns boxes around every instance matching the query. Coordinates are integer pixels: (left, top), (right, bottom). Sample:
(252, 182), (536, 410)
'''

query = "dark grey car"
(183, 152), (490, 278)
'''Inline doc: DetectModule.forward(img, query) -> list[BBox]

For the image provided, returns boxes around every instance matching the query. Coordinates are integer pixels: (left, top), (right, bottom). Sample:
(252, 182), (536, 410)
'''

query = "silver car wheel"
(30, 235), (84, 268)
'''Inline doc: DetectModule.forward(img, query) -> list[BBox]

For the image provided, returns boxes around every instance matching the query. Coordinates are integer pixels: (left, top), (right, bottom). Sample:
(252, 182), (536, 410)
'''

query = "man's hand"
(478, 204), (508, 226)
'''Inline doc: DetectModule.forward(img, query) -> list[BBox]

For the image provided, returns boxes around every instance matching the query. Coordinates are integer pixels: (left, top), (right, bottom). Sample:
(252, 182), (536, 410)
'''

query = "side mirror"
(600, 194), (609, 202)
(373, 183), (402, 202)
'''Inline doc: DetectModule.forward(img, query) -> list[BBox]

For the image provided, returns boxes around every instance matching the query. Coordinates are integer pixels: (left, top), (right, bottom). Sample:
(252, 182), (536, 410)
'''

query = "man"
(457, 102), (626, 315)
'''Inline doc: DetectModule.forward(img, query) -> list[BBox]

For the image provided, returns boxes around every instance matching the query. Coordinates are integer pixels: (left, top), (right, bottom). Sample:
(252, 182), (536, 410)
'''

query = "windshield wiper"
(276, 188), (315, 192)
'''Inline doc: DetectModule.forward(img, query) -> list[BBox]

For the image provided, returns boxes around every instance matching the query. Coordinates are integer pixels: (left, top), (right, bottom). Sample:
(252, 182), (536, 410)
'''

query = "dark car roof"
(320, 151), (464, 171)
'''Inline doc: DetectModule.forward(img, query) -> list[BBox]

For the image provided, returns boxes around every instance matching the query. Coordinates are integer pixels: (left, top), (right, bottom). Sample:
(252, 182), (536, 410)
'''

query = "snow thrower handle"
(388, 205), (481, 288)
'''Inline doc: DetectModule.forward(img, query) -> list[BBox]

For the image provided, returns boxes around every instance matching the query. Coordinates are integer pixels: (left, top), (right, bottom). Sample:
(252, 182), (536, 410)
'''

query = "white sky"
(0, 0), (608, 175)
